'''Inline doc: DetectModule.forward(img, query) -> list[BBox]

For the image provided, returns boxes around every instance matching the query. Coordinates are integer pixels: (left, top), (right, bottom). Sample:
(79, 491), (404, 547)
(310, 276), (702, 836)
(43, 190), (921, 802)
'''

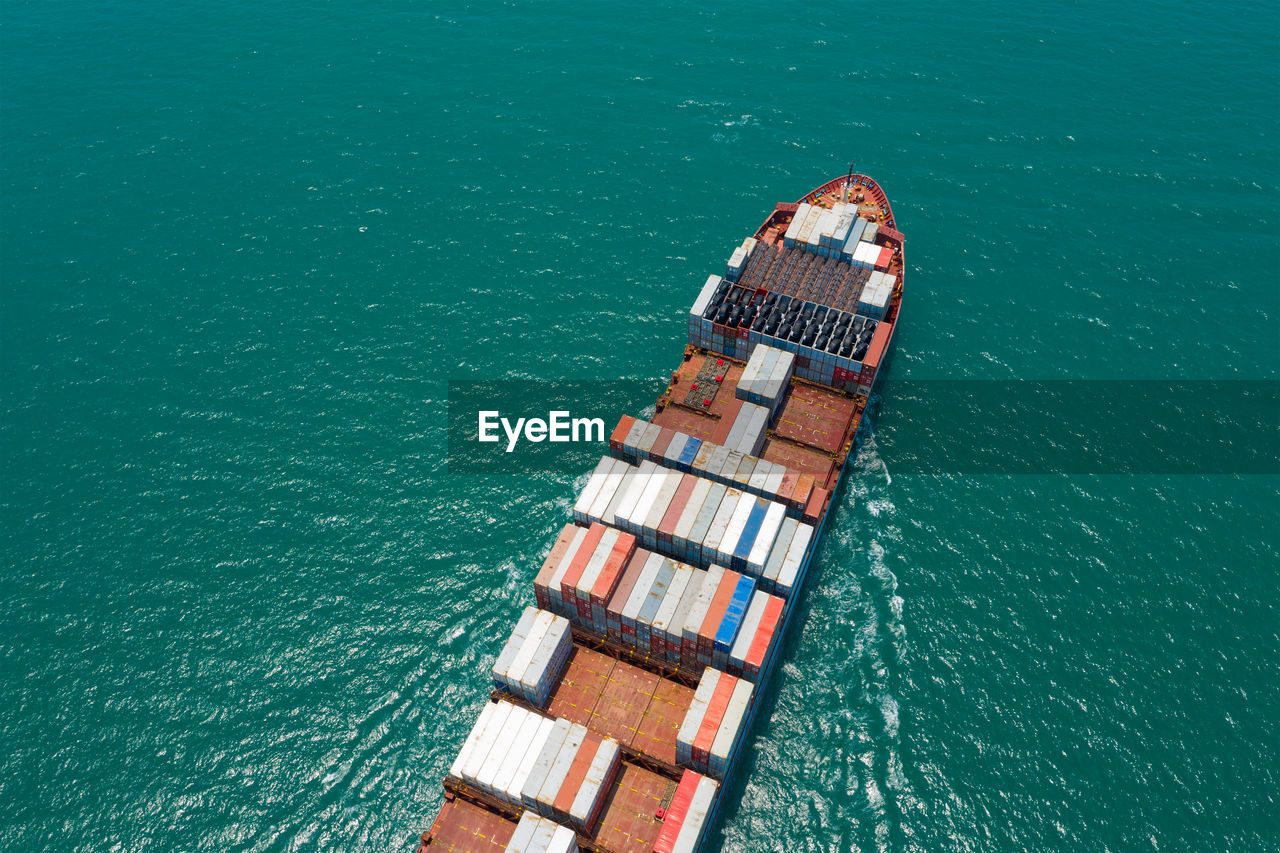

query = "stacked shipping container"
(507, 811), (579, 853)
(675, 668), (754, 779)
(518, 715), (622, 834)
(609, 428), (818, 519)
(652, 770), (720, 853)
(493, 606), (574, 707)
(735, 344), (795, 417)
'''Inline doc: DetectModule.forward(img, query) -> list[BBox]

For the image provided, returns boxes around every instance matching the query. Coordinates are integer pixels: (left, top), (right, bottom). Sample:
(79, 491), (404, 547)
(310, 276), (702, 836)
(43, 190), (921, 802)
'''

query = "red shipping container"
(875, 246), (893, 270)
(591, 533), (636, 608)
(535, 524), (580, 609)
(609, 415), (636, 453)
(697, 570), (741, 658)
(605, 548), (651, 629)
(710, 397), (743, 445)
(878, 226), (904, 244)
(649, 428), (676, 463)
(804, 486), (828, 524)
(737, 327), (749, 341)
(552, 731), (602, 820)
(657, 475), (697, 543)
(560, 523), (606, 611)
(653, 770), (701, 853)
(744, 594), (785, 677)
(777, 470), (797, 503)
(862, 322), (892, 371)
(790, 474), (814, 512)
(692, 674), (738, 765)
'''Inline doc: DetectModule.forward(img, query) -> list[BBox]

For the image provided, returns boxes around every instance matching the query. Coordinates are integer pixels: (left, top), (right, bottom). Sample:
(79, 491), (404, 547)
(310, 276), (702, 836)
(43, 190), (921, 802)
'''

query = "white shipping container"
(762, 517), (798, 587)
(702, 488), (744, 563)
(672, 477), (713, 548)
(716, 493), (757, 567)
(651, 564), (695, 651)
(681, 565), (725, 657)
(736, 346), (767, 400)
(747, 502), (787, 575)
(722, 411), (748, 456)
(519, 616), (572, 704)
(527, 818), (558, 852)
(627, 467), (670, 534)
(782, 203), (810, 246)
(536, 725), (588, 817)
(478, 704), (534, 793)
(666, 571), (704, 660)
(572, 457), (614, 523)
(521, 718), (573, 809)
(621, 419), (647, 456)
(690, 274), (722, 319)
(776, 522), (815, 596)
(547, 824), (579, 853)
(841, 217), (868, 259)
(507, 811), (542, 853)
(670, 775), (721, 853)
(614, 458), (660, 525)
(603, 469), (642, 532)
(450, 700), (499, 780)
(687, 484), (727, 559)
(762, 465), (786, 501)
(815, 209), (838, 247)
(507, 610), (555, 692)
(585, 459), (629, 525)
(491, 712), (548, 803)
(747, 459), (772, 495)
(728, 593), (768, 674)
(861, 221), (879, 243)
(548, 527), (590, 615)
(853, 241), (880, 267)
(832, 209), (857, 246)
(796, 205), (822, 247)
(726, 246), (747, 278)
(676, 667), (722, 766)
(620, 551), (666, 636)
(804, 205), (826, 244)
(633, 422), (660, 459)
(753, 349), (780, 401)
(493, 606), (540, 689)
(690, 442), (716, 475)
(663, 433), (689, 468)
(568, 739), (621, 829)
(641, 473), (684, 541)
(506, 715), (556, 804)
(462, 699), (514, 782)
(709, 678), (755, 778)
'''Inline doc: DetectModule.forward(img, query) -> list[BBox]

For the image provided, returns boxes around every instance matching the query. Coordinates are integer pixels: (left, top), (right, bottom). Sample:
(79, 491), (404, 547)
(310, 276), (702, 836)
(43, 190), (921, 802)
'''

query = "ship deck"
(543, 645), (695, 771)
(652, 351), (861, 491)
(418, 173), (902, 852)
(422, 795), (517, 852)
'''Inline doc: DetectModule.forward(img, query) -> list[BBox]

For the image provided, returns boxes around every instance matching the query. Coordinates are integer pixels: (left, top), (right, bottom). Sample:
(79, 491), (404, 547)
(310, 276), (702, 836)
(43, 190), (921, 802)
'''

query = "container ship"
(417, 172), (903, 853)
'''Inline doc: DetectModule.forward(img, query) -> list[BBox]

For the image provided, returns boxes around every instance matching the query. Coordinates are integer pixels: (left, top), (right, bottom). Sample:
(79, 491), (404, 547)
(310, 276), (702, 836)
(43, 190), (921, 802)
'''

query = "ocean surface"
(2, 1), (1277, 851)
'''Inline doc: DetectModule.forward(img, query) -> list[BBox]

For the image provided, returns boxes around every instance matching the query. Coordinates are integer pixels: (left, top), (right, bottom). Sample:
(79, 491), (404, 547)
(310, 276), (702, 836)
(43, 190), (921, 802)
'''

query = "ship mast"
(842, 161), (855, 204)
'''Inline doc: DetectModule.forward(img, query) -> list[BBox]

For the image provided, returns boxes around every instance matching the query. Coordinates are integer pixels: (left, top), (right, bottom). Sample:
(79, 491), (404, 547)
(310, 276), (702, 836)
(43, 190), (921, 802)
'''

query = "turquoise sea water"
(2, 1), (1278, 851)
